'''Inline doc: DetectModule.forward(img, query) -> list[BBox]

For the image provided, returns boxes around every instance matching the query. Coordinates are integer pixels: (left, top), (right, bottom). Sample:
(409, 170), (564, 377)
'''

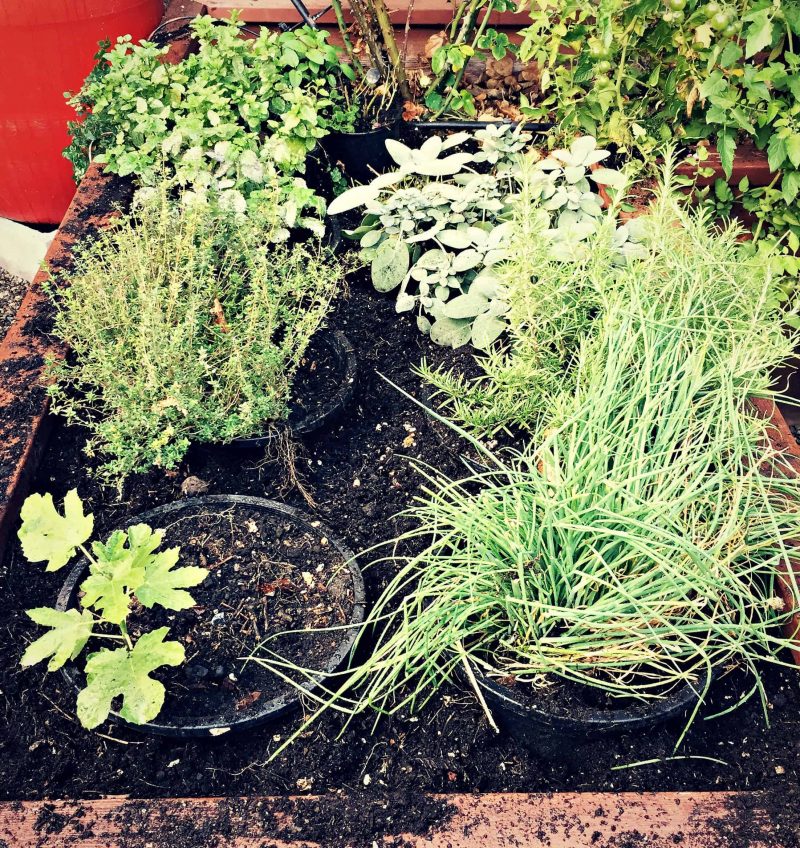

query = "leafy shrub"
(328, 129), (625, 349)
(65, 14), (354, 188)
(46, 185), (346, 482)
(19, 490), (206, 728)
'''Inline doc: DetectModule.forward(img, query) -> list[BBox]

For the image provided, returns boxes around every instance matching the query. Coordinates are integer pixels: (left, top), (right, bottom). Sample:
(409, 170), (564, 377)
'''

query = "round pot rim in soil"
(55, 494), (366, 738)
(474, 663), (710, 742)
(221, 328), (357, 450)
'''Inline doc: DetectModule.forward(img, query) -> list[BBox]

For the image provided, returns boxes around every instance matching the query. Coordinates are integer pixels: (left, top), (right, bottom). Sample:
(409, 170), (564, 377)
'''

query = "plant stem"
(78, 543), (98, 568)
(349, 0), (387, 78)
(430, 0), (493, 119)
(458, 645), (500, 733)
(331, 0), (366, 81)
(370, 0), (413, 101)
(424, 0), (483, 104)
(119, 622), (134, 652)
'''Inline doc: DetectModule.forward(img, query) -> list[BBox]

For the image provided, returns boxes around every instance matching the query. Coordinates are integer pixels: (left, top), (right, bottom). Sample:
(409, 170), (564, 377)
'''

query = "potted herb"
(328, 131), (625, 349)
(45, 182), (355, 484)
(19, 490), (365, 736)
(65, 14), (353, 209)
(319, 71), (403, 184)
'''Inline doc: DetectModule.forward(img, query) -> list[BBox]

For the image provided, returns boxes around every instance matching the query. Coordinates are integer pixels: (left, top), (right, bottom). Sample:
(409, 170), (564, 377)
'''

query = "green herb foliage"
(518, 0), (800, 266)
(20, 491), (206, 728)
(253, 177), (800, 748)
(46, 185), (346, 482)
(329, 130), (626, 349)
(65, 14), (354, 186)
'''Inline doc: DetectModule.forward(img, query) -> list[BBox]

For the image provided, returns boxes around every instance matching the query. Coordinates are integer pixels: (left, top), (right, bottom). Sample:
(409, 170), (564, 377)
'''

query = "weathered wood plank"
(0, 792), (781, 848)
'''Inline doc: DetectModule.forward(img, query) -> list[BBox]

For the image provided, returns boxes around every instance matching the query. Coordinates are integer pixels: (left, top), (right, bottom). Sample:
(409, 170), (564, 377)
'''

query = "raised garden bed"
(0, 792), (788, 847)
(1, 5), (800, 848)
(1, 163), (800, 848)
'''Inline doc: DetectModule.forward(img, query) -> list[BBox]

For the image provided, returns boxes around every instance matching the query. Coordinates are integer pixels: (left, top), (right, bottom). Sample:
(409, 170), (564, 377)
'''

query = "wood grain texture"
(0, 792), (780, 847)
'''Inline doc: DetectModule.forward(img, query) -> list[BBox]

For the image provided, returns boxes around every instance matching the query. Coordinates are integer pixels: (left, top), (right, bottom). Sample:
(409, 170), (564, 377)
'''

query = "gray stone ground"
(0, 266), (28, 339)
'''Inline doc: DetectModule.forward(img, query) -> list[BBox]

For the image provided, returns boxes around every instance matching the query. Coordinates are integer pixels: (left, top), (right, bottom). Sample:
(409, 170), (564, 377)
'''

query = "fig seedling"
(19, 490), (207, 729)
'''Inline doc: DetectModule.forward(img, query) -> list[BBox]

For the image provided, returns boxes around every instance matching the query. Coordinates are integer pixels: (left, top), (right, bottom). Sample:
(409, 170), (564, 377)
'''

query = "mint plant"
(19, 490), (206, 729)
(65, 14), (353, 190)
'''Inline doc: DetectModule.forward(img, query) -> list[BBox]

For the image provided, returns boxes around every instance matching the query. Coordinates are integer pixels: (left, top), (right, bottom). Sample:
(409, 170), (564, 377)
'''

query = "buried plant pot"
(475, 669), (709, 760)
(320, 120), (401, 184)
(222, 329), (357, 450)
(55, 494), (366, 738)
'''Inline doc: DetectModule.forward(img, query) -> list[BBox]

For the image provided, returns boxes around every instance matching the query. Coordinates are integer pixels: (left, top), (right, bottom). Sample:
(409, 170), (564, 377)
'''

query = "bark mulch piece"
(0, 791), (788, 848)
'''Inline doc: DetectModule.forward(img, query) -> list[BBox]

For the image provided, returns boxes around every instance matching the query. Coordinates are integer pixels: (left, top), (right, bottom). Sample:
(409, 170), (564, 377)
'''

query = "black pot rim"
(475, 665), (710, 735)
(221, 329), (357, 450)
(55, 494), (366, 739)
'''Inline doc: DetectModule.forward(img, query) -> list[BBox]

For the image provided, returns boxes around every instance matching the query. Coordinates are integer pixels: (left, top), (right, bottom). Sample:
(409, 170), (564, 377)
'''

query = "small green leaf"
(717, 130), (736, 180)
(743, 8), (774, 58)
(429, 316), (472, 348)
(589, 167), (626, 190)
(783, 171), (800, 205)
(437, 229), (473, 249)
(81, 524), (166, 624)
(76, 627), (184, 729)
(444, 293), (488, 319)
(787, 135), (800, 170)
(22, 608), (94, 671)
(18, 490), (94, 572)
(327, 184), (380, 216)
(471, 312), (507, 350)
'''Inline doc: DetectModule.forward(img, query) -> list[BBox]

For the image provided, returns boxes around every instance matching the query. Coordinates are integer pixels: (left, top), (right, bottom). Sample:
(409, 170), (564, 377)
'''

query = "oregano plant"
(19, 490), (207, 729)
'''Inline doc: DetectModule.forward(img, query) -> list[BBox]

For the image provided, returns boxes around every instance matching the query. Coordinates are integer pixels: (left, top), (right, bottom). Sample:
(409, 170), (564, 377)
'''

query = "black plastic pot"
(475, 669), (709, 760)
(224, 329), (357, 451)
(55, 494), (366, 738)
(320, 120), (401, 184)
(401, 119), (554, 147)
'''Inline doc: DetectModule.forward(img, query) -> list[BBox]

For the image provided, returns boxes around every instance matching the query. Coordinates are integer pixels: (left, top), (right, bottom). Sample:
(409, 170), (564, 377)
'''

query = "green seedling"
(19, 490), (207, 729)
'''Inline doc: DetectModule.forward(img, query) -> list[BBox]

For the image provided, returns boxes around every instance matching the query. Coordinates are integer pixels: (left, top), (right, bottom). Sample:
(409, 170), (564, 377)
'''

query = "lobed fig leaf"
(136, 547), (207, 611)
(22, 608), (95, 672)
(81, 524), (164, 624)
(18, 490), (94, 572)
(76, 627), (184, 728)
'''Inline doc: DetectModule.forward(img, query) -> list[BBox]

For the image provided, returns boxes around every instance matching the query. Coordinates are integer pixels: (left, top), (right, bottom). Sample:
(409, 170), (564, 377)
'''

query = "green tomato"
(722, 21), (739, 37)
(667, 0), (687, 9)
(704, 1), (721, 17)
(588, 40), (610, 60)
(710, 10), (730, 29)
(595, 60), (612, 73)
(670, 9), (685, 22)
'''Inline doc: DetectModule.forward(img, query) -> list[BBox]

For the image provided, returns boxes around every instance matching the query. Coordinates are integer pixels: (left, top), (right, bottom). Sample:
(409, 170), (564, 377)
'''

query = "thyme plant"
(46, 185), (347, 482)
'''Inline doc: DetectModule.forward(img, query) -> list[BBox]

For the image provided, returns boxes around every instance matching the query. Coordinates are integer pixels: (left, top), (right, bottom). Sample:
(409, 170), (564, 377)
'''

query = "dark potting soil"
(2, 271), (800, 846)
(64, 502), (356, 726)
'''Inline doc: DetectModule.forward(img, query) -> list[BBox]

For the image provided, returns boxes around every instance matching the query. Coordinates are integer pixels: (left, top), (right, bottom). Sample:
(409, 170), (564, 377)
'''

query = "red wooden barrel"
(0, 0), (163, 224)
